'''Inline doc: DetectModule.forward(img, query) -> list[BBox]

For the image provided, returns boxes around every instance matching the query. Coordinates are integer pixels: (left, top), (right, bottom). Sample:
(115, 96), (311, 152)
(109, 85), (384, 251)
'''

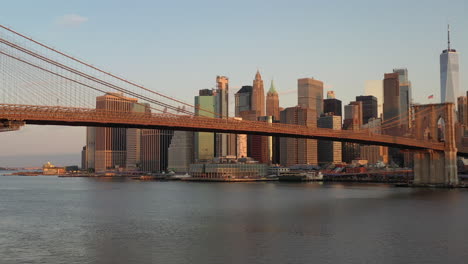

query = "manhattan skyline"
(0, 0), (467, 166)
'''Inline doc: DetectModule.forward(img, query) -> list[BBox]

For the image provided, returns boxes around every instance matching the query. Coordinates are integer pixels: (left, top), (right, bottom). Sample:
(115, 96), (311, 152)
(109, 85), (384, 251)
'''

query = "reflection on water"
(1, 176), (467, 264)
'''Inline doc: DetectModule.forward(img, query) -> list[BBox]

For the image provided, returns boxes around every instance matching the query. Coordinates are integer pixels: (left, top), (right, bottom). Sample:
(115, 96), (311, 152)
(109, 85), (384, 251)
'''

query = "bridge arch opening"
(437, 116), (446, 142)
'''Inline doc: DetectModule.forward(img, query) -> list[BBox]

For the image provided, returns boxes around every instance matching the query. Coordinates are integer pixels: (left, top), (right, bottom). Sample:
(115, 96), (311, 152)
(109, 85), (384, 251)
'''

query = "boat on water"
(278, 171), (323, 182)
(136, 175), (168, 181)
(134, 171), (191, 181)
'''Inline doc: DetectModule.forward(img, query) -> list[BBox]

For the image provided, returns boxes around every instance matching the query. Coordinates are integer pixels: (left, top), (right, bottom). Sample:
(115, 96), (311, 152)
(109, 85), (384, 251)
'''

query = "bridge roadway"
(0, 103), (447, 152)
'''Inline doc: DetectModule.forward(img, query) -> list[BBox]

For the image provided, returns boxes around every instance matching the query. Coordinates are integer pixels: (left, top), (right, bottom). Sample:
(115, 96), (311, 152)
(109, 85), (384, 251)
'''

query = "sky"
(0, 0), (467, 167)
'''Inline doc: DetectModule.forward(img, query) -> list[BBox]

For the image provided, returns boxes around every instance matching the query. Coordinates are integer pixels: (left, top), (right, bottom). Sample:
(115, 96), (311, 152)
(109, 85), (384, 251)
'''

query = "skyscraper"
(318, 114), (342, 164)
(140, 129), (173, 173)
(194, 89), (217, 161)
(280, 106), (317, 166)
(86, 93), (173, 173)
(266, 80), (280, 121)
(126, 103), (147, 171)
(251, 116), (273, 164)
(85, 127), (95, 170)
(233, 117), (248, 158)
(235, 86), (253, 117)
(94, 93), (138, 172)
(167, 131), (194, 173)
(383, 72), (401, 136)
(458, 93), (468, 126)
(235, 85), (262, 161)
(215, 76), (234, 157)
(298, 78), (324, 116)
(159, 130), (175, 172)
(356, 95), (378, 125)
(251, 70), (265, 116)
(125, 127), (141, 171)
(364, 80), (384, 118)
(324, 98), (342, 116)
(440, 25), (460, 109)
(234, 88), (251, 159)
(383, 73), (404, 166)
(216, 76), (229, 118)
(343, 101), (363, 131)
(393, 68), (412, 130)
(266, 80), (280, 164)
(248, 71), (270, 163)
(342, 101), (362, 163)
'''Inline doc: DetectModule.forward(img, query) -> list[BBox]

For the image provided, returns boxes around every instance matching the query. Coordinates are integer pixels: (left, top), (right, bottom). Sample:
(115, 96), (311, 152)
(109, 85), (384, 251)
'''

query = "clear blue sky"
(0, 0), (467, 167)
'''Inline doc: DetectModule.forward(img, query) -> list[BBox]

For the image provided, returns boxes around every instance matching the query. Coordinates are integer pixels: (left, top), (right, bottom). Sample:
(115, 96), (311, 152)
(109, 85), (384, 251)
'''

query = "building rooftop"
(268, 80), (277, 94)
(236, 85), (253, 94)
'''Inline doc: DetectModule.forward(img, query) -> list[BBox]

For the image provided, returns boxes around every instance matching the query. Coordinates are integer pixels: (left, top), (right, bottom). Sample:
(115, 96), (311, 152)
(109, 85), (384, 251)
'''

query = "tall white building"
(364, 80), (383, 118)
(440, 25), (460, 109)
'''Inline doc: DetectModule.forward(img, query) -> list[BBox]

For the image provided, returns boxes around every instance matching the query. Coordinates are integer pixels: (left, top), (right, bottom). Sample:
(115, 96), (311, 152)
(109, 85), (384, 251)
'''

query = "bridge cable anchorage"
(0, 24), (227, 119)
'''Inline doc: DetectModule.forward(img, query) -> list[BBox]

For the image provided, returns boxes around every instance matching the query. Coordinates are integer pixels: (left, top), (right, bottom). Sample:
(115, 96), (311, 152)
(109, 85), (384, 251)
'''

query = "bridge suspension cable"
(0, 24), (453, 153)
(0, 24), (227, 119)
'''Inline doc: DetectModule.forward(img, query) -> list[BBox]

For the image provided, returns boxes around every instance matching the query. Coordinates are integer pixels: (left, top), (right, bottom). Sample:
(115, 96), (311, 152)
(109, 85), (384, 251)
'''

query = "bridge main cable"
(0, 24), (226, 119)
(0, 37), (194, 115)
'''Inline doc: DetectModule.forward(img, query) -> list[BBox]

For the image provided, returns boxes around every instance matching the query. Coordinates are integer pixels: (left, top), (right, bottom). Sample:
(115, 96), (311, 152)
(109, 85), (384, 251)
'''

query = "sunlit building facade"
(342, 101), (362, 163)
(215, 76), (235, 157)
(458, 93), (468, 126)
(364, 80), (383, 119)
(194, 89), (217, 161)
(94, 93), (138, 172)
(280, 106), (317, 166)
(393, 68), (412, 130)
(440, 26), (460, 109)
(266, 80), (280, 121)
(383, 72), (401, 136)
(298, 78), (323, 117)
(318, 114), (342, 164)
(251, 70), (265, 117)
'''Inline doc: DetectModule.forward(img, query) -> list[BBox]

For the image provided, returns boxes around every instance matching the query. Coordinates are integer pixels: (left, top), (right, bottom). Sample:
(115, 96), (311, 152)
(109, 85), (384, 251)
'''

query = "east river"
(1, 175), (467, 264)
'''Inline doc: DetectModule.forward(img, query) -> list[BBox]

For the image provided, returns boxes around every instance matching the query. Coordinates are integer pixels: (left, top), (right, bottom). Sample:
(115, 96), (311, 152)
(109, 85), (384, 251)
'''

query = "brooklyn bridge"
(0, 25), (466, 186)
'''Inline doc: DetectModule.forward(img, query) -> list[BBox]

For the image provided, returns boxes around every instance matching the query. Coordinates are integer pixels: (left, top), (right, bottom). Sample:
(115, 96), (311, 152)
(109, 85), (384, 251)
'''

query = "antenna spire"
(448, 24), (451, 51)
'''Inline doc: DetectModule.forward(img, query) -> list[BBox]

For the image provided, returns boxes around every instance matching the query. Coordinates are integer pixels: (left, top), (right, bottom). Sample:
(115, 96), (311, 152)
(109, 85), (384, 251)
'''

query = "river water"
(1, 176), (467, 264)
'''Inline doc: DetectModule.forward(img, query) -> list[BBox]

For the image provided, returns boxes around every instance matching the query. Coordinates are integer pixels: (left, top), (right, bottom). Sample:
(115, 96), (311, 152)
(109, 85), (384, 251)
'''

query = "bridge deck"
(0, 103), (448, 152)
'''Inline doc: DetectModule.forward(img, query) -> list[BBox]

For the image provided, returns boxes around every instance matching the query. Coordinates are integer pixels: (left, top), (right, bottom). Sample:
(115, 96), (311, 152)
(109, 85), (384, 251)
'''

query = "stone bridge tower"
(413, 103), (458, 185)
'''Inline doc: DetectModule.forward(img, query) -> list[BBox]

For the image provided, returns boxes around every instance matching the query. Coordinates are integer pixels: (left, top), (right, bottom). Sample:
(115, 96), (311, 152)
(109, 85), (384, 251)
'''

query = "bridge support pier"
(413, 103), (458, 186)
(414, 150), (458, 186)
